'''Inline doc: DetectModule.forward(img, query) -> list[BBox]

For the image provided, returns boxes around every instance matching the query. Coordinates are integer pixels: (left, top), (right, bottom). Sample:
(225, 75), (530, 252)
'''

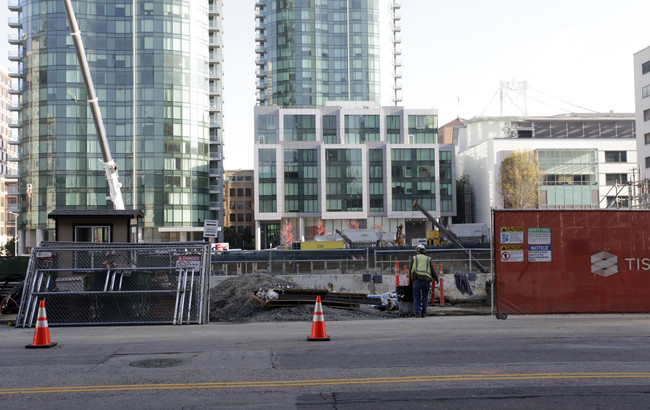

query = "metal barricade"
(17, 242), (211, 327)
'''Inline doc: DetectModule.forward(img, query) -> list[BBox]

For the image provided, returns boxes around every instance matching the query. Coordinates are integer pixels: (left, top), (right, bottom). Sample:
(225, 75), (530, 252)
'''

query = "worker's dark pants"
(412, 279), (431, 316)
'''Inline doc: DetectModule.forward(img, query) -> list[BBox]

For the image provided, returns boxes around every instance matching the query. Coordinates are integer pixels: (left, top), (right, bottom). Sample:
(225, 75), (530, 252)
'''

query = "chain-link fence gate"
(17, 242), (211, 327)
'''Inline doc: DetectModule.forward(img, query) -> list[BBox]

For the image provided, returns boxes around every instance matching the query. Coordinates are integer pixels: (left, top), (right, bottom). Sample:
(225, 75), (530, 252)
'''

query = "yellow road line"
(2, 372), (650, 395)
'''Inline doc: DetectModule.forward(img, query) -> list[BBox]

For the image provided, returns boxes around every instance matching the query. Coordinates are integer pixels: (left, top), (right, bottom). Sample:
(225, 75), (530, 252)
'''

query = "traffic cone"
(307, 296), (330, 341)
(25, 300), (57, 349)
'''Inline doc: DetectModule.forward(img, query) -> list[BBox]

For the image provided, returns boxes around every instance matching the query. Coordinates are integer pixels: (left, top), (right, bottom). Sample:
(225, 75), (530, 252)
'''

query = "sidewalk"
(1, 303), (492, 326)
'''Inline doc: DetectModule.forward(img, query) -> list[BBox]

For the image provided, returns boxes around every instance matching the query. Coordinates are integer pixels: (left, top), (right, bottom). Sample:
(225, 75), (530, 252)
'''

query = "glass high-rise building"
(255, 0), (402, 107)
(7, 0), (224, 251)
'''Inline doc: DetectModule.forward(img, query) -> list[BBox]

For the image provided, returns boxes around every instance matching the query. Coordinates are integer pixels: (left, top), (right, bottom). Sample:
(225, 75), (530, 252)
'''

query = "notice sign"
(501, 245), (524, 262)
(500, 227), (524, 244)
(528, 245), (552, 262)
(528, 227), (551, 244)
(203, 219), (219, 238)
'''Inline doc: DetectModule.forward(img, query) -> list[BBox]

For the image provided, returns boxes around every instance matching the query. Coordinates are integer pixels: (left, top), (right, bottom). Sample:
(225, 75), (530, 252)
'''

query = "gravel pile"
(209, 272), (397, 322)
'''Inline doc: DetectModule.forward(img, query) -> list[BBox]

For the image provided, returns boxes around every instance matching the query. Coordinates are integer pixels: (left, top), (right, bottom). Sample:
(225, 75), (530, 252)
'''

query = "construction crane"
(62, 0), (125, 210)
(412, 199), (488, 273)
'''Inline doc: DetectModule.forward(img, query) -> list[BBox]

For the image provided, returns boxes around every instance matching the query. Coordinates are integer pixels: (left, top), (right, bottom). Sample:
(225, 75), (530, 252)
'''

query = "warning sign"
(500, 227), (524, 244)
(176, 255), (201, 270)
(500, 245), (524, 262)
(528, 227), (551, 244)
(528, 245), (552, 262)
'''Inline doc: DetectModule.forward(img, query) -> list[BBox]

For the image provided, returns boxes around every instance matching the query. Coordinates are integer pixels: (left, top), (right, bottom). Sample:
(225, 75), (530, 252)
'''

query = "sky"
(2, 0), (649, 170)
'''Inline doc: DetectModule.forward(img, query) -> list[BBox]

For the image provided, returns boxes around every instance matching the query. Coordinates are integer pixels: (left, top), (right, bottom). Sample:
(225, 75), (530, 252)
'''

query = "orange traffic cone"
(307, 296), (330, 341)
(25, 300), (57, 349)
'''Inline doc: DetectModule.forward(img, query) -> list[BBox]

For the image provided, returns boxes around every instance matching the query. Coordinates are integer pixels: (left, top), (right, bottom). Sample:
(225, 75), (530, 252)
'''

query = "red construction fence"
(493, 209), (650, 316)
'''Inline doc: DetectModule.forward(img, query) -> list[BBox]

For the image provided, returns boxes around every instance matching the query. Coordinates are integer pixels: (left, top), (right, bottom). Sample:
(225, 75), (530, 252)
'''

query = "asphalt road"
(1, 314), (650, 409)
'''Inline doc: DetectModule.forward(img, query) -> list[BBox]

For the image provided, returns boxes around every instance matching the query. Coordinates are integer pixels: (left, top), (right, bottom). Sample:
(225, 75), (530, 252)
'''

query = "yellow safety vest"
(411, 254), (433, 282)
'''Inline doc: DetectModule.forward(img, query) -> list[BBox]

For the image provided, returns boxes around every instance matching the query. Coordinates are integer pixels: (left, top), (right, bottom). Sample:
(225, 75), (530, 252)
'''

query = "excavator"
(63, 0), (125, 210)
(412, 199), (488, 273)
(393, 224), (404, 246)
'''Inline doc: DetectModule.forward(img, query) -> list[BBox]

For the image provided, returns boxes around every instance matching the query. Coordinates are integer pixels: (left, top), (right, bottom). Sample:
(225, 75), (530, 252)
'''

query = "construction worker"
(408, 244), (439, 317)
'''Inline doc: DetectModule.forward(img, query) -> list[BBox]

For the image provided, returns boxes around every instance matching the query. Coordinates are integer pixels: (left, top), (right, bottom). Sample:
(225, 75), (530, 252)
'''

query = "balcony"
(8, 119), (21, 128)
(9, 102), (21, 112)
(8, 51), (21, 62)
(255, 46), (266, 55)
(8, 33), (21, 45)
(209, 168), (222, 178)
(8, 70), (22, 79)
(8, 17), (21, 29)
(209, 202), (222, 211)
(8, 0), (21, 11)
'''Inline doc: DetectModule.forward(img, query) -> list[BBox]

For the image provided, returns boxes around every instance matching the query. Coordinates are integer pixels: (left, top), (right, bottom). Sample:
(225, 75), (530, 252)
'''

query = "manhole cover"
(129, 358), (188, 368)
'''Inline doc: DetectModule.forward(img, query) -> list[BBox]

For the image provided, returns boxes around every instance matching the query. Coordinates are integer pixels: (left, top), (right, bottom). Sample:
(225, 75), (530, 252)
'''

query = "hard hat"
(416, 244), (426, 252)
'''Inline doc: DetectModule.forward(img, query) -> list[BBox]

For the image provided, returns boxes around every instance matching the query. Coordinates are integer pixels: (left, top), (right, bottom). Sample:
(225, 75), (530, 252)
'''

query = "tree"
(499, 149), (544, 209)
(2, 238), (16, 257)
(314, 219), (327, 236)
(280, 221), (294, 246)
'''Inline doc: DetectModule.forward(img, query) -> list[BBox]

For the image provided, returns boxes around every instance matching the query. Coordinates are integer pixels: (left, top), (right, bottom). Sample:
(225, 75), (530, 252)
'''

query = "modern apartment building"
(223, 169), (255, 236)
(634, 45), (650, 199)
(0, 68), (19, 249)
(254, 103), (454, 249)
(456, 114), (637, 225)
(253, 0), (448, 248)
(7, 0), (224, 252)
(255, 0), (402, 107)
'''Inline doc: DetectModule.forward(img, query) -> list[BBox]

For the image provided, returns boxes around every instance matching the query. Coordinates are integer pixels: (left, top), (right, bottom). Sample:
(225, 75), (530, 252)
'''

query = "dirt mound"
(209, 273), (396, 322)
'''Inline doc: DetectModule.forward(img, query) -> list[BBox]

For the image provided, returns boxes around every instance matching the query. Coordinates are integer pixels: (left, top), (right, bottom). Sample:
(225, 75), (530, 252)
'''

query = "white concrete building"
(253, 103), (455, 249)
(457, 114), (637, 225)
(634, 46), (650, 181)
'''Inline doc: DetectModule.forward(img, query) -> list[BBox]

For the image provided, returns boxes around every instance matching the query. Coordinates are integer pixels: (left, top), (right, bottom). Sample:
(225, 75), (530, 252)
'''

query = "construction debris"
(209, 272), (397, 322)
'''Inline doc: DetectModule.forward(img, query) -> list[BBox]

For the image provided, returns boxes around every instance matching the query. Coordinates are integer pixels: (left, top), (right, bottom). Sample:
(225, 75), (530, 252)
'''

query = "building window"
(645, 133), (650, 145)
(645, 109), (650, 122)
(229, 214), (236, 222)
(229, 188), (235, 196)
(643, 60), (650, 75)
(643, 85), (650, 98)
(605, 173), (628, 185)
(322, 115), (338, 144)
(257, 115), (278, 144)
(407, 115), (438, 144)
(284, 149), (318, 213)
(283, 115), (316, 141)
(604, 151), (627, 163)
(386, 115), (401, 144)
(326, 149), (363, 212)
(344, 115), (380, 144)
(391, 148), (436, 211)
(607, 196), (629, 208)
(645, 156), (650, 169)
(75, 226), (111, 242)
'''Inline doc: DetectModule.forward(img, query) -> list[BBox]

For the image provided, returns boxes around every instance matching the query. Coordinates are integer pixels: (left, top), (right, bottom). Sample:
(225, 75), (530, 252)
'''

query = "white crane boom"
(62, 0), (125, 210)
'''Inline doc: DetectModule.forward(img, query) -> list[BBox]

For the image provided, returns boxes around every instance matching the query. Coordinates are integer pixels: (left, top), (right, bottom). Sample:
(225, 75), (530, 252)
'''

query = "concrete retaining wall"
(211, 271), (490, 303)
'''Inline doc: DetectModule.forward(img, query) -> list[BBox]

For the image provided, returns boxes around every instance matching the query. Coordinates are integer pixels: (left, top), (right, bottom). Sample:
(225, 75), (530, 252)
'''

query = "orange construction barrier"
(403, 265), (410, 285)
(439, 265), (444, 306)
(394, 260), (400, 286)
(307, 296), (330, 341)
(25, 300), (57, 349)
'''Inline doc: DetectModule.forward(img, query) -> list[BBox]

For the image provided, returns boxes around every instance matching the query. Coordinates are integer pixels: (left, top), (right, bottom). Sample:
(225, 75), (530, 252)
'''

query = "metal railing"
(17, 242), (211, 327)
(211, 247), (491, 277)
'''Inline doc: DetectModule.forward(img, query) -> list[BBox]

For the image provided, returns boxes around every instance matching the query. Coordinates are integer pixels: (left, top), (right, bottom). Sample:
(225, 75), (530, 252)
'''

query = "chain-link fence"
(17, 242), (211, 327)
